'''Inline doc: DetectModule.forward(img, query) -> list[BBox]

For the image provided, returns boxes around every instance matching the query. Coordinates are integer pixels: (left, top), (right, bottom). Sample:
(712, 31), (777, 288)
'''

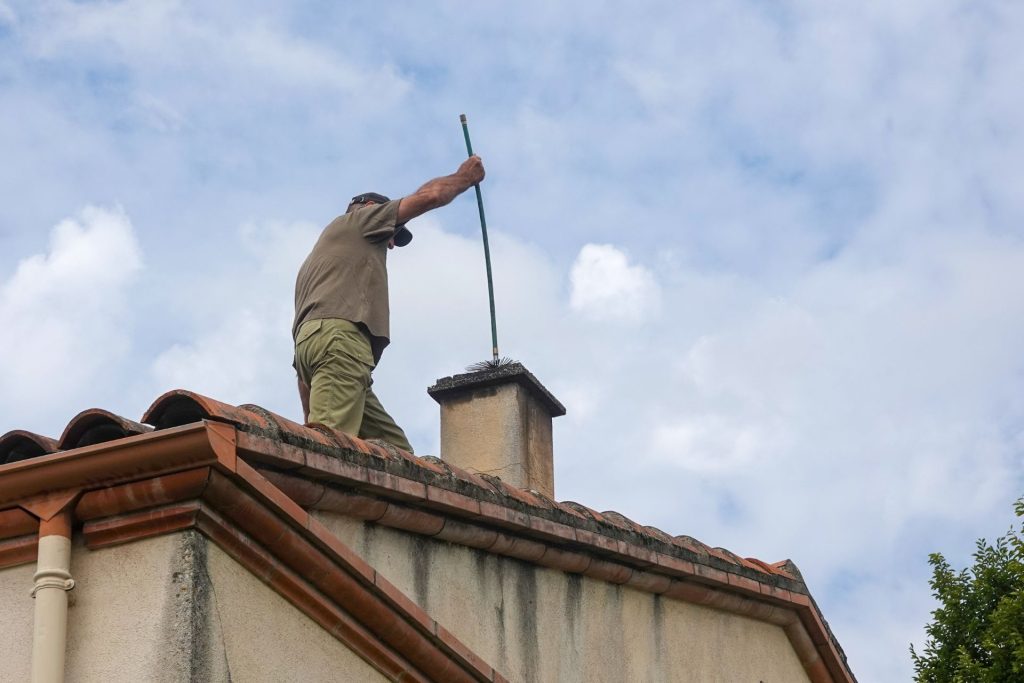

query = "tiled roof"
(0, 389), (855, 683)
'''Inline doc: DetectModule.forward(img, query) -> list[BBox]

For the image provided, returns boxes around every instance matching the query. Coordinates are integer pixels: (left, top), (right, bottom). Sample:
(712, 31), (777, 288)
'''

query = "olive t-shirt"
(292, 201), (402, 364)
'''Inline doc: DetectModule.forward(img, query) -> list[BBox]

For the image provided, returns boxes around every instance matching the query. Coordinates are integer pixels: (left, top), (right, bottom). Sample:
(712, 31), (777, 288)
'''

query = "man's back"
(293, 201), (400, 363)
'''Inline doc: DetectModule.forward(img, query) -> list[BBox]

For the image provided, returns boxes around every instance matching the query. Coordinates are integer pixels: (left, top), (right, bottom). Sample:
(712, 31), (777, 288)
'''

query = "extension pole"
(460, 114), (499, 364)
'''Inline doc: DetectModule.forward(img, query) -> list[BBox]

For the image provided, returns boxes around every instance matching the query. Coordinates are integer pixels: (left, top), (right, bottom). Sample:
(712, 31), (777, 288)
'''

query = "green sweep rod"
(460, 114), (499, 364)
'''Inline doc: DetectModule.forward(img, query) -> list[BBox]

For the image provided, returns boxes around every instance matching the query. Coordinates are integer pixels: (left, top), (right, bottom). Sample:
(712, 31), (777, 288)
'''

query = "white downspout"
(31, 512), (75, 683)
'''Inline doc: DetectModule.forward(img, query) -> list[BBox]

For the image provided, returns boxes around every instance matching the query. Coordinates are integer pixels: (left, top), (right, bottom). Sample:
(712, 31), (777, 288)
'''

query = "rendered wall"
(317, 512), (812, 683)
(0, 561), (35, 680)
(1, 531), (386, 683)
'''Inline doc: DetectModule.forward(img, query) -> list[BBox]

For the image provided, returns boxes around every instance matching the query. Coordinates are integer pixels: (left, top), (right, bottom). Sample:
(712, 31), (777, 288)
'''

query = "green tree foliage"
(911, 500), (1024, 682)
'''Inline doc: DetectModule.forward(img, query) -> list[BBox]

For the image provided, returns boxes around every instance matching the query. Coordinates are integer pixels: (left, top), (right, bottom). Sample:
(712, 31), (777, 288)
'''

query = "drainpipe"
(31, 508), (75, 683)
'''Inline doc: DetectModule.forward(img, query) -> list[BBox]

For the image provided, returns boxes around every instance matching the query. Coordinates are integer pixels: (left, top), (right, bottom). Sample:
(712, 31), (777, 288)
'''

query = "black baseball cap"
(350, 192), (413, 247)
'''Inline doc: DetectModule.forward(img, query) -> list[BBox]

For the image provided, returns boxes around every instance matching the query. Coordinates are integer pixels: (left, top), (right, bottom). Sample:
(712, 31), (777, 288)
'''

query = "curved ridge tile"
(305, 423), (377, 457)
(709, 547), (743, 565)
(0, 430), (60, 465)
(745, 557), (787, 576)
(551, 501), (588, 520)
(642, 525), (675, 544)
(478, 474), (547, 508)
(59, 408), (152, 449)
(559, 501), (596, 520)
(422, 457), (503, 493)
(143, 389), (272, 431)
(524, 489), (558, 510)
(600, 511), (648, 535)
(672, 535), (712, 557)
(234, 404), (285, 440)
(771, 559), (803, 581)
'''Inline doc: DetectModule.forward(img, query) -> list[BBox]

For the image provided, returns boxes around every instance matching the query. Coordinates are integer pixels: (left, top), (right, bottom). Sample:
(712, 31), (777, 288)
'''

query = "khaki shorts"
(294, 318), (412, 453)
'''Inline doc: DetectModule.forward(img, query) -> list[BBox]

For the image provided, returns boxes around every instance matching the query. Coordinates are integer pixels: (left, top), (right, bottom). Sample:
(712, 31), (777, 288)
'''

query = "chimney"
(428, 363), (566, 498)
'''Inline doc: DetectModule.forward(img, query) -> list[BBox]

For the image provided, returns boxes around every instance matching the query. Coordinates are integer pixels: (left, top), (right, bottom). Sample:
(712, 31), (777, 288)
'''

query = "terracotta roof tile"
(59, 408), (151, 450)
(0, 391), (853, 681)
(642, 525), (675, 544)
(143, 389), (273, 431)
(0, 430), (59, 465)
(2, 391), (805, 595)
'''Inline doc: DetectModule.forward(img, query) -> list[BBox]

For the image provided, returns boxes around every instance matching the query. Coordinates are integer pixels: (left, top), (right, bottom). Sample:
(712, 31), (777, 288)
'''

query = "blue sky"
(3, 2), (1024, 680)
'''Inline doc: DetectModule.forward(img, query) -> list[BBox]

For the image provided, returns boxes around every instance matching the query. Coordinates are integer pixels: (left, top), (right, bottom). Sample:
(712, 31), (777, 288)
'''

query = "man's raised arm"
(396, 156), (485, 224)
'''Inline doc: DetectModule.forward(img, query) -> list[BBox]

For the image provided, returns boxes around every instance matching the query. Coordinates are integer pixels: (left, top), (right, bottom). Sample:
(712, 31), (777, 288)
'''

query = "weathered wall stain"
(166, 531), (231, 682)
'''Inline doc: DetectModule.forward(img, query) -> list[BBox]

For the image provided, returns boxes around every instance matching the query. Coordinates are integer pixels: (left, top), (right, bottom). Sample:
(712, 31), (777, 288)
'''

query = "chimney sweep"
(292, 152), (486, 452)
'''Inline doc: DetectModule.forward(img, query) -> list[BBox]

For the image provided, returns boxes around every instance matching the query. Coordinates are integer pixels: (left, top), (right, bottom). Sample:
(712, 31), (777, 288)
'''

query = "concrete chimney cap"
(428, 362), (566, 417)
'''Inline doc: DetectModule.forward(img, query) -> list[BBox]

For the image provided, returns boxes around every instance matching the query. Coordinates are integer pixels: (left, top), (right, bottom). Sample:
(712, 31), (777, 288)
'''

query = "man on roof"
(292, 156), (486, 453)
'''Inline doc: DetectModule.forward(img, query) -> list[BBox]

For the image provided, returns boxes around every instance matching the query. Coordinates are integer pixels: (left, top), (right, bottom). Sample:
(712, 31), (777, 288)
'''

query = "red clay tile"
(626, 570), (672, 594)
(642, 525), (674, 544)
(315, 487), (389, 521)
(538, 547), (592, 573)
(692, 563), (731, 586)
(726, 571), (764, 596)
(490, 533), (546, 562)
(744, 557), (781, 575)
(0, 430), (59, 465)
(573, 528), (620, 555)
(652, 552), (697, 578)
(477, 501), (532, 530)
(435, 519), (498, 549)
(234, 459), (310, 528)
(300, 449), (368, 484)
(525, 514), (577, 544)
(664, 580), (716, 605)
(59, 409), (152, 450)
(615, 539), (658, 567)
(672, 535), (712, 557)
(143, 389), (273, 431)
(759, 582), (796, 604)
(233, 431), (306, 470)
(424, 485), (482, 516)
(585, 558), (633, 584)
(305, 423), (375, 456)
(257, 470), (325, 508)
(554, 500), (591, 518)
(707, 546), (742, 565)
(364, 470), (427, 501)
(376, 504), (446, 536)
(601, 511), (647, 535)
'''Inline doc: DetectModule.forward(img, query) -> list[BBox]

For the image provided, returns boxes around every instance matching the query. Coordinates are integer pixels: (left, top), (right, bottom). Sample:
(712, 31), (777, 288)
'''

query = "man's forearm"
(397, 156), (484, 224)
(413, 172), (475, 211)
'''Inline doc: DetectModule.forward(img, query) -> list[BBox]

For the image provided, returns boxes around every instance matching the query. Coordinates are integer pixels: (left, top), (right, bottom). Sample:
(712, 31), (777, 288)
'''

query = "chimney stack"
(428, 363), (565, 498)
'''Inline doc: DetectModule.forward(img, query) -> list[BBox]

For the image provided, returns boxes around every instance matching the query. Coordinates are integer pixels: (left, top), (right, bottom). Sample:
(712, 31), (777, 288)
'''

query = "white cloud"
(4, 2), (1024, 679)
(145, 219), (319, 415)
(28, 1), (409, 99)
(0, 206), (142, 429)
(569, 244), (660, 323)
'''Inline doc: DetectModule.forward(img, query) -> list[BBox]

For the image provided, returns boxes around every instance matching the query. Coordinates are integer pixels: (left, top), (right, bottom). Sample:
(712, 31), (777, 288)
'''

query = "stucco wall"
(205, 539), (387, 683)
(317, 511), (812, 683)
(0, 561), (35, 680)
(2, 531), (387, 682)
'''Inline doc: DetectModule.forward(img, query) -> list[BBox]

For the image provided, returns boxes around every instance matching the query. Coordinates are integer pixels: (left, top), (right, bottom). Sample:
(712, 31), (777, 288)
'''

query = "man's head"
(348, 192), (413, 247)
